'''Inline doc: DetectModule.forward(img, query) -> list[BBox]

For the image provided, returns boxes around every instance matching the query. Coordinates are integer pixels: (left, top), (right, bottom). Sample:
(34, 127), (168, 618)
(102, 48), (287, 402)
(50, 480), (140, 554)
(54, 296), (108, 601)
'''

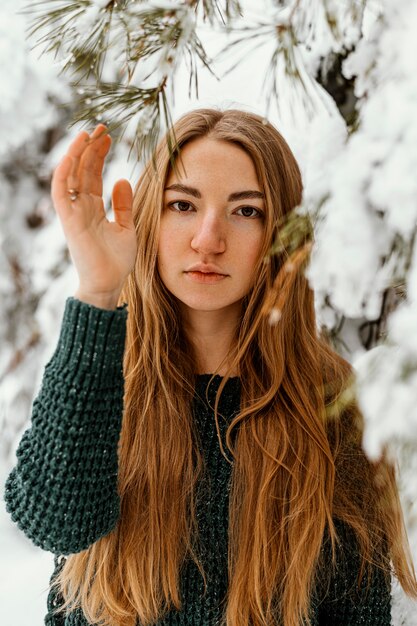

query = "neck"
(180, 304), (241, 376)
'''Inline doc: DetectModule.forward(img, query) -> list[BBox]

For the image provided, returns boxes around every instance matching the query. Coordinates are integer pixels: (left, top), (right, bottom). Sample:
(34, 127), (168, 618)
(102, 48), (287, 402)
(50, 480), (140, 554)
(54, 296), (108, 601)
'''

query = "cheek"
(241, 232), (264, 267)
(157, 222), (184, 271)
(158, 220), (172, 254)
(239, 234), (264, 288)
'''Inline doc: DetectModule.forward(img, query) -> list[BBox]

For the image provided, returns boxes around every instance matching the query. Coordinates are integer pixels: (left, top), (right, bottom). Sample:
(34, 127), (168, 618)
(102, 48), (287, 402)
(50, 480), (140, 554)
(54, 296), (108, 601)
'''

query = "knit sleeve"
(316, 521), (392, 626)
(4, 297), (128, 555)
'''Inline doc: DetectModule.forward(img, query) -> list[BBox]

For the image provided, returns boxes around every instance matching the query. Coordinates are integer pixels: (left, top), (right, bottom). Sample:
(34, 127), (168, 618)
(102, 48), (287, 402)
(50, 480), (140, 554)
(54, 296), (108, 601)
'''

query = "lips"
(185, 264), (227, 275)
(184, 263), (229, 285)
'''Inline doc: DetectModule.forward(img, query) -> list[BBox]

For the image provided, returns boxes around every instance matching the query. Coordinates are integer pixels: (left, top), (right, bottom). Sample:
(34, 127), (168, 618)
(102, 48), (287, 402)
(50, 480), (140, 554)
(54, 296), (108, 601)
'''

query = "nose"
(190, 211), (226, 255)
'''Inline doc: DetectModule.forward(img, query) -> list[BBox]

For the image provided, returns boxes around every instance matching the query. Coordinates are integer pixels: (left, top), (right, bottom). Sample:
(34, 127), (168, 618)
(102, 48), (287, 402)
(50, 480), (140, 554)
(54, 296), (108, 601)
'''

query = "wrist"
(73, 289), (122, 311)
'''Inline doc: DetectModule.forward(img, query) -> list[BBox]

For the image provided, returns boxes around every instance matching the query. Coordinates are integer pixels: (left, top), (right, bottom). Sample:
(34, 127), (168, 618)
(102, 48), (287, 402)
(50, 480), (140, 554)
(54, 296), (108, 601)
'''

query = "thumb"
(112, 179), (134, 229)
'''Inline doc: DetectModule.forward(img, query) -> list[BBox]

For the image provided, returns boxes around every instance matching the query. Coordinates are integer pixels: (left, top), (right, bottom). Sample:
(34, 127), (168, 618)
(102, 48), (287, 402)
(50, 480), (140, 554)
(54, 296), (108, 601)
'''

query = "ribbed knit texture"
(3, 298), (392, 626)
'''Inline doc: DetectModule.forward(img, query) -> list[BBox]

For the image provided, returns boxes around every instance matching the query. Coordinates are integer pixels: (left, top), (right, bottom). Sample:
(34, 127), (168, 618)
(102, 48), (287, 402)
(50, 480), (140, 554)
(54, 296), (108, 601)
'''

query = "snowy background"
(1, 0), (417, 624)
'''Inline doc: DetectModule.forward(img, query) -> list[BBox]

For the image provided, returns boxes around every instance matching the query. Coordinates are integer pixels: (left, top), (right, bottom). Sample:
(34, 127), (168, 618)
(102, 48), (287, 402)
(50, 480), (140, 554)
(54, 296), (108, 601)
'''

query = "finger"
(66, 130), (91, 191)
(112, 179), (134, 229)
(77, 124), (109, 194)
(89, 123), (108, 140)
(51, 127), (106, 221)
(78, 132), (112, 196)
(51, 154), (75, 220)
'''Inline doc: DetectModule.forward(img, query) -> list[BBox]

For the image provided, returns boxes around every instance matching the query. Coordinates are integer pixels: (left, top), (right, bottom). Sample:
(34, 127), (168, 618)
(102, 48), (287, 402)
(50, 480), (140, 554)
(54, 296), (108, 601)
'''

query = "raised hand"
(51, 124), (138, 309)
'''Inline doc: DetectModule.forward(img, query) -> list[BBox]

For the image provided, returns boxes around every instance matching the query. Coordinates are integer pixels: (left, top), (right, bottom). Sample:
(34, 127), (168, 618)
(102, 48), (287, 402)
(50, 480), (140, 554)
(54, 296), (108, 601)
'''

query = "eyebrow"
(164, 183), (265, 202)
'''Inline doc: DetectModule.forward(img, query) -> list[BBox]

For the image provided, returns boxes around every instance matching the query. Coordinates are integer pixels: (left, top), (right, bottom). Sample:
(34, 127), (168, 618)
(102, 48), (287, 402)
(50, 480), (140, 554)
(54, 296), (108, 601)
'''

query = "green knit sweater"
(4, 298), (392, 626)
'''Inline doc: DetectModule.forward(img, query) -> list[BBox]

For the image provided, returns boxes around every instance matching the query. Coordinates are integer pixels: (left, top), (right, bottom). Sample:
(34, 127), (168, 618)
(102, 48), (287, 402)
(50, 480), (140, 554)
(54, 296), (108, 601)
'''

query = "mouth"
(185, 264), (227, 274)
(185, 271), (228, 283)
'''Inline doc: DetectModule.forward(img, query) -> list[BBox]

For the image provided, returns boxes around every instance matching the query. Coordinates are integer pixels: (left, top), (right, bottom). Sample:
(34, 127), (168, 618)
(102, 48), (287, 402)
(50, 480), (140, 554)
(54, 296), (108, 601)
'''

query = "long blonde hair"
(51, 108), (417, 626)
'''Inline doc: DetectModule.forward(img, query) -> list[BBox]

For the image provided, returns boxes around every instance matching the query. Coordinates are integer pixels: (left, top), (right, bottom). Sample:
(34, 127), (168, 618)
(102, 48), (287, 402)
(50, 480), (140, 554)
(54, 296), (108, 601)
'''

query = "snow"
(0, 500), (52, 626)
(1, 0), (417, 624)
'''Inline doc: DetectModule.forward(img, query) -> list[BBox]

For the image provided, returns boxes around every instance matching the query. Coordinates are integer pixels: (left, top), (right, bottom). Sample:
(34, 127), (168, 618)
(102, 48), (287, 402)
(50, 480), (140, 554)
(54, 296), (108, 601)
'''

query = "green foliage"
(22, 1), (241, 160)
(22, 0), (363, 162)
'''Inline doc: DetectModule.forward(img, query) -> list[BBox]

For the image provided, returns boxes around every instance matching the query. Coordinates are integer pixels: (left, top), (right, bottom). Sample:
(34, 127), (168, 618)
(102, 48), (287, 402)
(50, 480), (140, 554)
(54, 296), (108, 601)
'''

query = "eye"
(235, 206), (263, 218)
(169, 200), (194, 212)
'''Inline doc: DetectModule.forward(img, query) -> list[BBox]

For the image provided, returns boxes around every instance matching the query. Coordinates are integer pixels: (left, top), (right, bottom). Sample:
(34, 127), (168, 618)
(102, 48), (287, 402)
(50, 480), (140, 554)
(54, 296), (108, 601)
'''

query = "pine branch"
(22, 0), (236, 161)
(218, 0), (365, 119)
(265, 203), (316, 263)
(193, 0), (242, 24)
(23, 1), (116, 80)
(69, 79), (174, 164)
(20, 0), (364, 163)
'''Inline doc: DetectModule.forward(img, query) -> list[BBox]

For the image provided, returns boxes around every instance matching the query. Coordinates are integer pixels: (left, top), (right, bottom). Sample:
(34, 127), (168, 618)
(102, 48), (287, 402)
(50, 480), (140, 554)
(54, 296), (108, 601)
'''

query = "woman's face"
(157, 137), (266, 318)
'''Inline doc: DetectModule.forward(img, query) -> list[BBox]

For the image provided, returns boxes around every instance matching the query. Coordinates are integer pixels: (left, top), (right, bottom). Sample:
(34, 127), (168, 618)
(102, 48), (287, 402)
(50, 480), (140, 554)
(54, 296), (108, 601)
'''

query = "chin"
(182, 300), (233, 312)
(177, 295), (243, 313)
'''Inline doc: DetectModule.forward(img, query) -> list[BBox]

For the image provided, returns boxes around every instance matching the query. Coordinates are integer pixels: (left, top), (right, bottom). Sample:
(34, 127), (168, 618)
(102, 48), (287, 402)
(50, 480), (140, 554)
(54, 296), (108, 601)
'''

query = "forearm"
(4, 297), (128, 555)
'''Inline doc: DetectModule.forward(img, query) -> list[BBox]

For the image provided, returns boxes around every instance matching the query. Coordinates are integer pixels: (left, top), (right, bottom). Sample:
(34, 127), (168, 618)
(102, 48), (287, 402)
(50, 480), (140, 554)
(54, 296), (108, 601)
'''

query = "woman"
(4, 108), (417, 626)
